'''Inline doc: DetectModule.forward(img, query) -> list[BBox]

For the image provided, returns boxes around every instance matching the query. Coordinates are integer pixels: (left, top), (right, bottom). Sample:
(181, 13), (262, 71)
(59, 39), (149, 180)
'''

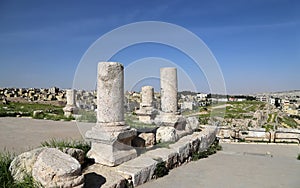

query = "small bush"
(297, 154), (300, 160)
(154, 162), (169, 178)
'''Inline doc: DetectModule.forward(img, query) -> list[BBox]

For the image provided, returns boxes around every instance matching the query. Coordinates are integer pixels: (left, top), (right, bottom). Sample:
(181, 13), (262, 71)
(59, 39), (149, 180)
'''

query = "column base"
(154, 112), (187, 130)
(136, 107), (157, 124)
(63, 105), (78, 117)
(85, 127), (137, 166)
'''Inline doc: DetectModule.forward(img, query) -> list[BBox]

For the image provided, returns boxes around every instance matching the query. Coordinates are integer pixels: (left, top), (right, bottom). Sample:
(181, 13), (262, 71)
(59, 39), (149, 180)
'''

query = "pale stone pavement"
(139, 143), (300, 188)
(0, 117), (92, 154)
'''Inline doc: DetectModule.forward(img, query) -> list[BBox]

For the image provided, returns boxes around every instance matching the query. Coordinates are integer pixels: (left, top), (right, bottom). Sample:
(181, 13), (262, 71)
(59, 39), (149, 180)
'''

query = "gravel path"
(139, 143), (300, 188)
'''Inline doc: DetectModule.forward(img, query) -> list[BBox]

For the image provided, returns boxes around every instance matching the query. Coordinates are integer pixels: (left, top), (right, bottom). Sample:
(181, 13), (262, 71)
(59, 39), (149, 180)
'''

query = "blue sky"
(0, 0), (299, 94)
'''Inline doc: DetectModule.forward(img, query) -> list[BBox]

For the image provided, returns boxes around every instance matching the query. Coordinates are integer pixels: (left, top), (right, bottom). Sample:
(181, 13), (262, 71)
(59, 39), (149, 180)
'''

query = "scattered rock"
(186, 117), (199, 131)
(33, 110), (43, 117)
(156, 126), (179, 143)
(61, 147), (85, 165)
(139, 133), (155, 147)
(32, 148), (84, 187)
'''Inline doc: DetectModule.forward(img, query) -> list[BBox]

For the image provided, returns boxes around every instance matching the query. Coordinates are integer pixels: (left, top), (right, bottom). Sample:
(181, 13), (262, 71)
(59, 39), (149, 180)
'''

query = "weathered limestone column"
(85, 62), (137, 166)
(97, 62), (124, 127)
(63, 89), (78, 117)
(136, 86), (157, 123)
(155, 67), (186, 130)
(160, 67), (178, 113)
(141, 86), (154, 107)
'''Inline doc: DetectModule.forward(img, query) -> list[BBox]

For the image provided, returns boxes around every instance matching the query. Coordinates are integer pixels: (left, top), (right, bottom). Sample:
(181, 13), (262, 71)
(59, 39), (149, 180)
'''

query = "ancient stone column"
(85, 62), (137, 166)
(66, 89), (76, 106)
(63, 89), (78, 117)
(154, 67), (186, 130)
(160, 67), (178, 113)
(136, 86), (157, 123)
(97, 62), (125, 127)
(140, 86), (154, 107)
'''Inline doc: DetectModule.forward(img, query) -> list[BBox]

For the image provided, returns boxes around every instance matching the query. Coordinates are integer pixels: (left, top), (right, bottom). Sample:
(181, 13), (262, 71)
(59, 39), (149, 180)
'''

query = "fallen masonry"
(9, 126), (218, 187)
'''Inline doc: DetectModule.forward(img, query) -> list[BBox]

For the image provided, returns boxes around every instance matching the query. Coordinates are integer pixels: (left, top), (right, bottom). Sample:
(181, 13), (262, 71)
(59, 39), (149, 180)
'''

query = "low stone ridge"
(9, 126), (218, 188)
(144, 148), (179, 169)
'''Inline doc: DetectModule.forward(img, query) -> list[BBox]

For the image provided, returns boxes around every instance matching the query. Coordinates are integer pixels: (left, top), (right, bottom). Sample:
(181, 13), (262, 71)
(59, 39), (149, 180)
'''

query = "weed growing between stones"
(0, 151), (37, 187)
(154, 161), (169, 178)
(41, 139), (93, 168)
(192, 140), (222, 161)
(41, 139), (91, 155)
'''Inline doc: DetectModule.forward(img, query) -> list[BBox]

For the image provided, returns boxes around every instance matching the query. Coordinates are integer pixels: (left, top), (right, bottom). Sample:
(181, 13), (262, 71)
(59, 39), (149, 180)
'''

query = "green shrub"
(154, 162), (169, 178)
(192, 140), (222, 161)
(297, 154), (300, 160)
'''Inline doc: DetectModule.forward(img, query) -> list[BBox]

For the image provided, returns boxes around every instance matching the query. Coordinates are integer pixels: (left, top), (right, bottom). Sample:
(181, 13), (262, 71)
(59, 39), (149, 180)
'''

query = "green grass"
(0, 101), (74, 121)
(192, 140), (222, 161)
(0, 151), (37, 187)
(125, 113), (155, 129)
(76, 110), (97, 123)
(279, 116), (298, 128)
(41, 139), (91, 155)
(262, 124), (274, 132)
(154, 161), (169, 178)
(198, 101), (266, 123)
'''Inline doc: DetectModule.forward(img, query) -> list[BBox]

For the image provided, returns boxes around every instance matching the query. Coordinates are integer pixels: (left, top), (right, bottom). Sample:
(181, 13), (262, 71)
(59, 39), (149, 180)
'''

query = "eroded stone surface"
(139, 133), (156, 147)
(117, 156), (158, 187)
(85, 62), (137, 166)
(83, 164), (126, 188)
(160, 67), (178, 114)
(9, 147), (46, 182)
(145, 148), (178, 169)
(156, 126), (179, 143)
(32, 148), (84, 187)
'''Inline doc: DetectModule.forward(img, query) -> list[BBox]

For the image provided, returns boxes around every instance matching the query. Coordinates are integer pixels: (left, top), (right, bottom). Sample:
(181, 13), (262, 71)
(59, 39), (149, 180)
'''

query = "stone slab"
(144, 148), (178, 169)
(116, 156), (158, 187)
(83, 164), (126, 188)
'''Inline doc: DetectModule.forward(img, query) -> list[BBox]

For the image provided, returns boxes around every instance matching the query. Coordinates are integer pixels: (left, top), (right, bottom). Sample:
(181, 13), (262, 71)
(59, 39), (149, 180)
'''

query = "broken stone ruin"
(9, 61), (218, 188)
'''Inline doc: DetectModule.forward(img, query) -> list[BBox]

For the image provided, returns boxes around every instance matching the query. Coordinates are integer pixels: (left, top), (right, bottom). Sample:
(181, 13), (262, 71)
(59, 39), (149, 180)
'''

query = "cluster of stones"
(0, 87), (65, 102)
(218, 127), (300, 143)
(84, 125), (218, 187)
(76, 90), (97, 110)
